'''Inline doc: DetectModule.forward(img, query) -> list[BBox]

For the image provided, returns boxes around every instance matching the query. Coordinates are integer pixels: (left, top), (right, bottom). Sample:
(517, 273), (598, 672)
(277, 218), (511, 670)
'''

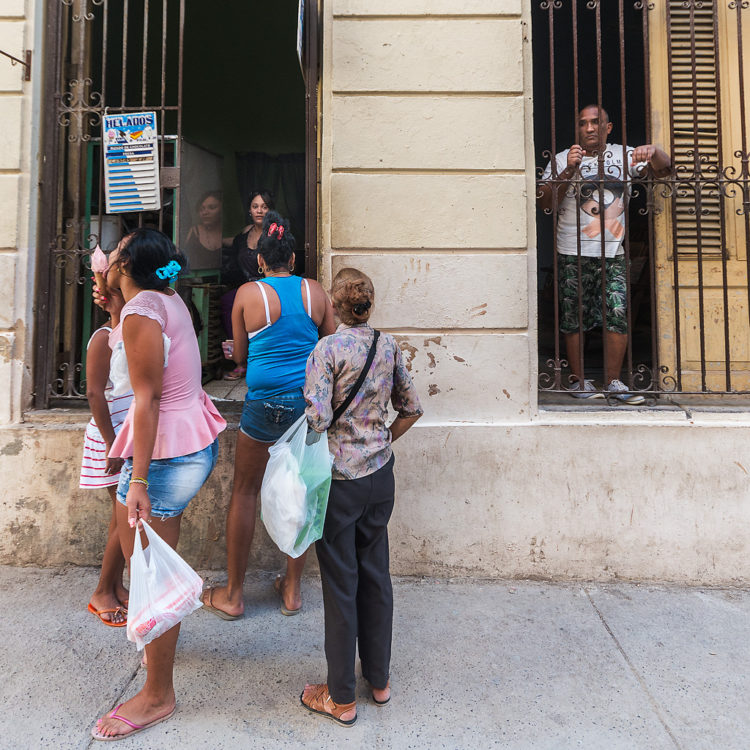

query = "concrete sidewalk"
(1, 567), (747, 750)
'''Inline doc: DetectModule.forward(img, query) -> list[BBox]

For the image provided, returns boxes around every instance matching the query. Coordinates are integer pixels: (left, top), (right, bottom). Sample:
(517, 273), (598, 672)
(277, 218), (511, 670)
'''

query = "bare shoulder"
(305, 278), (331, 302)
(235, 280), (262, 302)
(88, 326), (112, 355)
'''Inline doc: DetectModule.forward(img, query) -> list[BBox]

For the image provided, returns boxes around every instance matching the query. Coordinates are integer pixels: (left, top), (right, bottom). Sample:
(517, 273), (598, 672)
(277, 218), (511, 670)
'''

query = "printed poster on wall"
(102, 111), (161, 214)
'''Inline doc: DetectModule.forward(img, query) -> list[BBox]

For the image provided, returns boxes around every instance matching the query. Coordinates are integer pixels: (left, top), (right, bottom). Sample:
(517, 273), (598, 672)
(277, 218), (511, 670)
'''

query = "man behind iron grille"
(537, 104), (671, 404)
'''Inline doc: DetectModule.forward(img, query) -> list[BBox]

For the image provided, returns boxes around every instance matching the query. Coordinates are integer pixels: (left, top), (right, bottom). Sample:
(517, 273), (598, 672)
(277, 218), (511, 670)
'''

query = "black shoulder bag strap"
(331, 330), (380, 424)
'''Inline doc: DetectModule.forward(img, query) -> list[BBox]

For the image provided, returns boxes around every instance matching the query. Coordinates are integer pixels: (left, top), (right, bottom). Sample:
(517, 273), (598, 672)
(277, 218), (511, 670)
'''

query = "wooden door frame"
(304, 0), (321, 280)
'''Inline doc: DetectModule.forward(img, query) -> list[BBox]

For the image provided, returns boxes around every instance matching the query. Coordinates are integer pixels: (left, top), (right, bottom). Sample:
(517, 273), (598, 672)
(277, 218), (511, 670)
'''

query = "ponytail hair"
(331, 267), (375, 325)
(118, 228), (187, 291)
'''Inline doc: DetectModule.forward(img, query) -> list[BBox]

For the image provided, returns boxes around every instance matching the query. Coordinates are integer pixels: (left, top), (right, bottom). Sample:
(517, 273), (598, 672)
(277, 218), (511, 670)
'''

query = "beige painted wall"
(0, 1), (36, 426)
(0, 1), (748, 586)
(321, 0), (535, 424)
(3, 414), (749, 585)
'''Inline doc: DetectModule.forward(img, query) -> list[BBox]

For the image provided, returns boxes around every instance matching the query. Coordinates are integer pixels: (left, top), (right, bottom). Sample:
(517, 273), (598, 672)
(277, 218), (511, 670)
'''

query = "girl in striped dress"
(80, 288), (134, 626)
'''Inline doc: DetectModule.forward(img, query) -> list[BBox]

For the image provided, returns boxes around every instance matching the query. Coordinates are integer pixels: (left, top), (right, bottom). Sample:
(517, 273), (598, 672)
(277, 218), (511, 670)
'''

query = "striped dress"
(79, 327), (134, 489)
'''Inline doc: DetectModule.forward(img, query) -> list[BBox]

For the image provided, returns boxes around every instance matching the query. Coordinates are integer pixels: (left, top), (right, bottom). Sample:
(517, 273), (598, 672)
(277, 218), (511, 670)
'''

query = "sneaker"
(569, 379), (604, 399)
(606, 379), (646, 405)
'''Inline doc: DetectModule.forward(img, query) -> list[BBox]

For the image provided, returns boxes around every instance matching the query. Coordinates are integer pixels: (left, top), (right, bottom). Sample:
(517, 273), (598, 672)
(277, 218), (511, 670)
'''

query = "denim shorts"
(239, 387), (307, 443)
(116, 439), (219, 519)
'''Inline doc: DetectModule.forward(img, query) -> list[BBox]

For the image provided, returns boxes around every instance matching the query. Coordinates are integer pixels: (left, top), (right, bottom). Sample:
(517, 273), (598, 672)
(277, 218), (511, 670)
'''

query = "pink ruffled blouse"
(109, 290), (226, 460)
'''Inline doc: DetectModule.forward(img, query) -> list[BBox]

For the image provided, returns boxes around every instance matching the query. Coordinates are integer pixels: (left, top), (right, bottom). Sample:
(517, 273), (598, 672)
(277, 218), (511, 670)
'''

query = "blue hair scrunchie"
(155, 260), (181, 281)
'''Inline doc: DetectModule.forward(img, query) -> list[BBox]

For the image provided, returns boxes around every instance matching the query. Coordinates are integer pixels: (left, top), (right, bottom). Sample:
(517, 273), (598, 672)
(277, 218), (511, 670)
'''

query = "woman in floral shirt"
(300, 268), (423, 726)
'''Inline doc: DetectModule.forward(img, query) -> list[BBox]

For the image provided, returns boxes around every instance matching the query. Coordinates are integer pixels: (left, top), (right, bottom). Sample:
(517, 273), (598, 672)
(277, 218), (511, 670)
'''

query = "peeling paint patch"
(6, 519), (41, 553)
(529, 536), (546, 563)
(395, 337), (418, 370)
(423, 336), (443, 348)
(426, 352), (436, 369)
(428, 384), (440, 396)
(1, 438), (23, 456)
(15, 496), (49, 514)
(502, 389), (510, 399)
(13, 318), (25, 352)
(453, 356), (465, 363)
(0, 335), (13, 363)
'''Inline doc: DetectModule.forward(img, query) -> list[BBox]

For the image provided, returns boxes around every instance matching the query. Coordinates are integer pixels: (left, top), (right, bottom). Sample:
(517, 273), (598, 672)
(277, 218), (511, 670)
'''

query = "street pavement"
(1, 566), (748, 749)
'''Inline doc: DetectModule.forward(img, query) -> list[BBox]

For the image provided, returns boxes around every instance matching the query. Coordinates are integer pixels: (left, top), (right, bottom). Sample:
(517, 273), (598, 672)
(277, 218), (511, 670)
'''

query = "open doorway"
(531, 2), (653, 402)
(179, 1), (310, 396)
(35, 0), (317, 406)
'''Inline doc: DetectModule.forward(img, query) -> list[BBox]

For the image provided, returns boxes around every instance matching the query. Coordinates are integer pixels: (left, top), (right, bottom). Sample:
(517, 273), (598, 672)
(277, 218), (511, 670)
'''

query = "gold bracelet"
(130, 476), (149, 488)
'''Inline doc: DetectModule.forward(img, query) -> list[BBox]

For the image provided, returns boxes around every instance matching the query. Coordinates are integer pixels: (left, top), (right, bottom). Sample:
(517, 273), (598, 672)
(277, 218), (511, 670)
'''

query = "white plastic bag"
(126, 521), (203, 650)
(261, 414), (332, 558)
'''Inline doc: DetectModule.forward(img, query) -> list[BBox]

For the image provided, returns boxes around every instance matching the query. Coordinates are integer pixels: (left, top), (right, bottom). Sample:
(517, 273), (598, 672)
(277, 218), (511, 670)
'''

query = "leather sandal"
(372, 680), (391, 706)
(300, 683), (357, 727)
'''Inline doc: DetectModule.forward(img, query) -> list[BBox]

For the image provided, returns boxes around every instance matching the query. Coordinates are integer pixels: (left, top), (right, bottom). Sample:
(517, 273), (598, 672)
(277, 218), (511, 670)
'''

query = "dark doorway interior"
(50, 1), (310, 399)
(182, 1), (306, 250)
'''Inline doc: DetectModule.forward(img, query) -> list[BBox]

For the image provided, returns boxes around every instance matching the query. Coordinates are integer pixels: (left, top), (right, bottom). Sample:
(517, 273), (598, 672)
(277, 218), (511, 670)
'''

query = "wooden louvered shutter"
(651, 1), (750, 392)
(668, 0), (722, 256)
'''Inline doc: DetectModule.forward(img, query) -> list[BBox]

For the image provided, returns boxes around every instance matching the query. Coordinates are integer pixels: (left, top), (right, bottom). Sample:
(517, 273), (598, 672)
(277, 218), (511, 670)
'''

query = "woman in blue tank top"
(202, 212), (335, 620)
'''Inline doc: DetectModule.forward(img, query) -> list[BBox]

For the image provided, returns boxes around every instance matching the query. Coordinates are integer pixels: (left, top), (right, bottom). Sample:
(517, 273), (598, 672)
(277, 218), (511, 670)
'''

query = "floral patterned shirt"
(304, 323), (423, 480)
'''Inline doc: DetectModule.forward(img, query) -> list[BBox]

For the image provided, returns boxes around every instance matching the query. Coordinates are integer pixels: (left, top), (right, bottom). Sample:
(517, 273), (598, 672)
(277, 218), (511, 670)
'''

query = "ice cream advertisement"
(102, 111), (161, 214)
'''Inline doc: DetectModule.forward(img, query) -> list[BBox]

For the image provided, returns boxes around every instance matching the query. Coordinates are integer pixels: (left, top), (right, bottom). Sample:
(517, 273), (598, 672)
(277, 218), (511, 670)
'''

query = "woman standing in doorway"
(222, 189), (275, 379)
(91, 229), (226, 741)
(184, 190), (225, 270)
(202, 211), (335, 620)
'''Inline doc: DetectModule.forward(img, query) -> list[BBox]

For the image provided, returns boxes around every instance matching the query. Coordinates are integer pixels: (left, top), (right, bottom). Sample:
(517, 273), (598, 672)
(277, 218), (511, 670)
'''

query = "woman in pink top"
(91, 229), (226, 742)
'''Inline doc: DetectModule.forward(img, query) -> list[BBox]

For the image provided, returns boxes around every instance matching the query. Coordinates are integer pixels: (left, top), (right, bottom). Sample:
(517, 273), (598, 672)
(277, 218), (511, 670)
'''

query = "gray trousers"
(315, 454), (395, 704)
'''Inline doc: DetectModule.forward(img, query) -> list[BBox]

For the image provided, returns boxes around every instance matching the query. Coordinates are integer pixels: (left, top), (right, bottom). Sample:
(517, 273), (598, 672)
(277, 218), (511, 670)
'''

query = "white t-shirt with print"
(542, 143), (645, 258)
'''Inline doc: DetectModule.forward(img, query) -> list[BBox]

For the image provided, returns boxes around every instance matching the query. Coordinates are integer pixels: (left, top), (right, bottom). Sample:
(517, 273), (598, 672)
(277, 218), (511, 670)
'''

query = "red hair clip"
(267, 222), (285, 239)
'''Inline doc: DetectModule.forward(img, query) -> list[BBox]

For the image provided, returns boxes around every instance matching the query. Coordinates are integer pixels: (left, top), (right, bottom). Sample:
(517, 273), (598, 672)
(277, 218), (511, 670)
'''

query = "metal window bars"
(535, 0), (750, 400)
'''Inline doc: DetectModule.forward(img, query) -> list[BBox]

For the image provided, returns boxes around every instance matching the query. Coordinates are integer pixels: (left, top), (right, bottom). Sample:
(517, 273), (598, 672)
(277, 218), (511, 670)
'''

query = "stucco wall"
(0, 1), (748, 585)
(321, 0), (536, 424)
(310, 0), (750, 586)
(2, 412), (749, 585)
(0, 0), (36, 426)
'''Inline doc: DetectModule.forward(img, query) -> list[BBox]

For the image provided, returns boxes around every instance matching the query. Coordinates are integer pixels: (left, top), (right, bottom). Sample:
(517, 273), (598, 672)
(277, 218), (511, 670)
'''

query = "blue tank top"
(245, 276), (319, 399)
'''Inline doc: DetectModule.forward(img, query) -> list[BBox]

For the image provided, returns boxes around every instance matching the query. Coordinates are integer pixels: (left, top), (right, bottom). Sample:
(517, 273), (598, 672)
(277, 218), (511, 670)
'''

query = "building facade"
(1, 0), (749, 584)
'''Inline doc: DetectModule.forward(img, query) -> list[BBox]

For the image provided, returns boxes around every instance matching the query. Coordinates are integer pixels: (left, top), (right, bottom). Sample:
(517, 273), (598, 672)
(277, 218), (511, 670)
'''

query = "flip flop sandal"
(300, 684), (357, 727)
(223, 366), (246, 381)
(274, 574), (301, 616)
(91, 704), (175, 741)
(200, 587), (243, 621)
(88, 602), (127, 628)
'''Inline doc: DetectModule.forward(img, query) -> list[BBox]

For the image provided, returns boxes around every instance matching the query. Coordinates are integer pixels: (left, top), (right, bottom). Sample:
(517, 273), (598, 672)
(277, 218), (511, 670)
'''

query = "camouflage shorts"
(558, 255), (628, 334)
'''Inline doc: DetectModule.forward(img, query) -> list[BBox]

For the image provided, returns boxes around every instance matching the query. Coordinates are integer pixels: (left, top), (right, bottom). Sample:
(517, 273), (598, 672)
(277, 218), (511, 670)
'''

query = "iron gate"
(34, 0), (321, 407)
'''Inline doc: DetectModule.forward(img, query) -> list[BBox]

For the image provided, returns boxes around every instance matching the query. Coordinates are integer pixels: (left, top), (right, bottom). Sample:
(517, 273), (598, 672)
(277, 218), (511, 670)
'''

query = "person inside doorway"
(220, 189), (275, 380)
(184, 190), (226, 270)
(537, 104), (671, 404)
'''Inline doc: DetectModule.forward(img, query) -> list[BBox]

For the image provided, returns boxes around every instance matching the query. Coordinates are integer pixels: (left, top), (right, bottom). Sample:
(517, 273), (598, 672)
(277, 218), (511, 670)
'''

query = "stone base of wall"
(2, 411), (749, 584)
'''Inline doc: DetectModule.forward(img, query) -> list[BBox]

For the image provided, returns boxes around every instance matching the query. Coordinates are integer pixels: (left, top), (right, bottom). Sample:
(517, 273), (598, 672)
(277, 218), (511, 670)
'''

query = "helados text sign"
(102, 111), (161, 214)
